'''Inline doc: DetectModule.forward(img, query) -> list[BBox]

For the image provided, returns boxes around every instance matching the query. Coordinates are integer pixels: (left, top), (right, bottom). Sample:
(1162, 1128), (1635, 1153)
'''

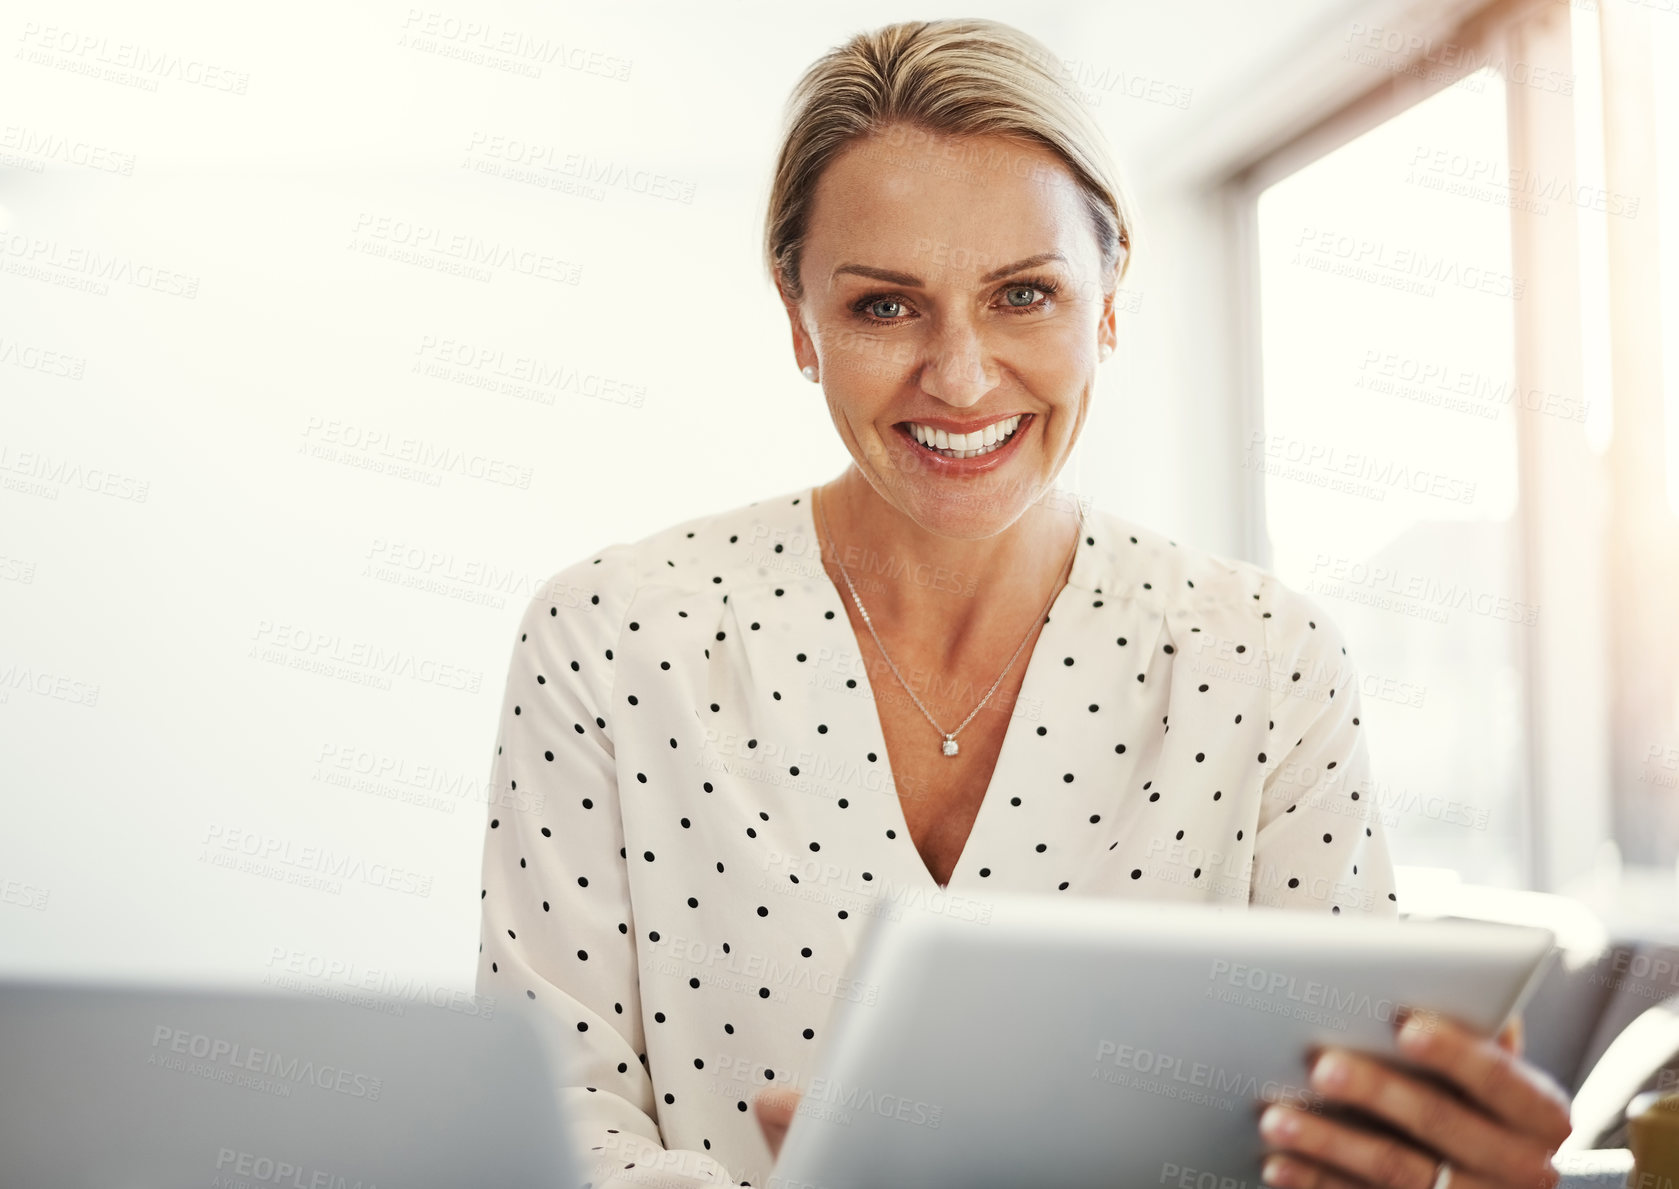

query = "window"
(1251, 67), (1527, 886)
(1237, 0), (1679, 908)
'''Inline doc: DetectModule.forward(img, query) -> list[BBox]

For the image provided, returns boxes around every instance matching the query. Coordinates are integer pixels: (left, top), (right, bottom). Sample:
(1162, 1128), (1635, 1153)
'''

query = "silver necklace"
(816, 487), (1086, 758)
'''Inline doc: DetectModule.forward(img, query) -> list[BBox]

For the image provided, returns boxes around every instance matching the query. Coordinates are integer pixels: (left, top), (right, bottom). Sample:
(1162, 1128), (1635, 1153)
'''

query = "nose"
(917, 315), (997, 407)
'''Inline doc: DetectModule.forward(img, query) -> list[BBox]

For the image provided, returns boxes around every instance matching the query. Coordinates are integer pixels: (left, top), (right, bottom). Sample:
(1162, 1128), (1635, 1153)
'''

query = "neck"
(813, 468), (1083, 658)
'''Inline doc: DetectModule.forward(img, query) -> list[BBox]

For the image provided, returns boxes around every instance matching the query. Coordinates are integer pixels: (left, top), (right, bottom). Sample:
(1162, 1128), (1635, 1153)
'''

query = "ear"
(1097, 261), (1122, 360)
(776, 279), (817, 375)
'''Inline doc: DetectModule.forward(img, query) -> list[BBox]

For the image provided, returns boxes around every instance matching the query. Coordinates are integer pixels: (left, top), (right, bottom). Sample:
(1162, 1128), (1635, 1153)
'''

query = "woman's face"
(783, 123), (1121, 538)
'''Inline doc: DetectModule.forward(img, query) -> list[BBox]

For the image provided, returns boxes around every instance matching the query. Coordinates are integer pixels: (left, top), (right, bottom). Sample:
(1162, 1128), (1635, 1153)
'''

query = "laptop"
(768, 894), (1557, 1189)
(0, 978), (582, 1188)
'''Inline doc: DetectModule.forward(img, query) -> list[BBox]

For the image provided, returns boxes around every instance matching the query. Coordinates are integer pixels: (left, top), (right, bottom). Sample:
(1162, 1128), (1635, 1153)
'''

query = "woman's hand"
(753, 1086), (802, 1159)
(1257, 1009), (1574, 1188)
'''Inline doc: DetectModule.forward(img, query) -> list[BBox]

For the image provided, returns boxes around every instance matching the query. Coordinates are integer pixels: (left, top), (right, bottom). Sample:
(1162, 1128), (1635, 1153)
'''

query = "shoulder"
(509, 484), (810, 644)
(1083, 505), (1356, 692)
(1082, 505), (1254, 611)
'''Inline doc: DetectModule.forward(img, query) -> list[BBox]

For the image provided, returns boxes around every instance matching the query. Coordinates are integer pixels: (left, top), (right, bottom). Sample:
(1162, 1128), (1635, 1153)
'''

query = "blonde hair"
(764, 17), (1138, 305)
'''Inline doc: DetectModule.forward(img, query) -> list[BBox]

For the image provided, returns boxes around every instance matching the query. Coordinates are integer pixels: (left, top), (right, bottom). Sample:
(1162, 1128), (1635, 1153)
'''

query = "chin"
(895, 480), (1046, 539)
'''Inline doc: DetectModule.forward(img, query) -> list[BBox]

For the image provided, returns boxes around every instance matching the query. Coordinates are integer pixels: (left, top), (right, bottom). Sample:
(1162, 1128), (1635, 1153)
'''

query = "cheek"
(823, 389), (893, 450)
(1012, 320), (1096, 368)
(1015, 340), (1095, 400)
(816, 325), (899, 384)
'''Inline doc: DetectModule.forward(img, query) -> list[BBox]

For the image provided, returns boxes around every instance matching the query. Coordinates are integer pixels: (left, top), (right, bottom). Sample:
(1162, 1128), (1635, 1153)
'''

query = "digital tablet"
(0, 979), (582, 1189)
(768, 894), (1556, 1189)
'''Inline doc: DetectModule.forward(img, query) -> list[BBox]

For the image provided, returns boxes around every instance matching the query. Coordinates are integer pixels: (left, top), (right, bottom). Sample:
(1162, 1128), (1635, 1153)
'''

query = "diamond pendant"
(942, 736), (959, 757)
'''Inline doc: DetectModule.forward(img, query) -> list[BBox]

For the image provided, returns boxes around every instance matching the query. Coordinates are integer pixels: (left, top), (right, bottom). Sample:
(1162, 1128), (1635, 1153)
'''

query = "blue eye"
(849, 275), (1061, 326)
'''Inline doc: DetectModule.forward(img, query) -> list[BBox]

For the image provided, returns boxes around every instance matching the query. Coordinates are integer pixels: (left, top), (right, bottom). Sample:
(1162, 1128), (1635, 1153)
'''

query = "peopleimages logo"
(1303, 554), (1540, 628)
(148, 1025), (383, 1100)
(212, 1147), (376, 1189)
(263, 946), (494, 1020)
(199, 823), (435, 899)
(413, 333), (646, 408)
(15, 22), (252, 94)
(1091, 1039), (1317, 1110)
(1159, 1162), (1256, 1189)
(1245, 431), (1479, 505)
(646, 934), (880, 1005)
(1206, 959), (1401, 1023)
(801, 1074), (942, 1128)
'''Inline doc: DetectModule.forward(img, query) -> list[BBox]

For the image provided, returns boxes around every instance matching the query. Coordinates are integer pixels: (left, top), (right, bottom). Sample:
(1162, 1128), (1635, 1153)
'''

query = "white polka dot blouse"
(475, 483), (1400, 1188)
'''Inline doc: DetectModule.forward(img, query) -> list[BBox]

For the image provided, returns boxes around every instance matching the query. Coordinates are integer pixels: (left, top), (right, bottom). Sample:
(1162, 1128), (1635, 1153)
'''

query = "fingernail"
(1312, 1051), (1349, 1091)
(1262, 1156), (1294, 1187)
(1260, 1105), (1299, 1140)
(1399, 1015), (1433, 1053)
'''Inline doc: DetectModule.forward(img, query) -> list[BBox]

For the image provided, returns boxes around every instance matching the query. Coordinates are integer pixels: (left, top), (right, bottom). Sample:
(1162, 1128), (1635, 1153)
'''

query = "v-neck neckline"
(792, 483), (1096, 891)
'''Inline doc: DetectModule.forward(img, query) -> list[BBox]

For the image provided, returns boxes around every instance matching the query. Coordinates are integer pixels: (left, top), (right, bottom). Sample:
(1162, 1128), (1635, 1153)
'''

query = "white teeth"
(906, 415), (1023, 458)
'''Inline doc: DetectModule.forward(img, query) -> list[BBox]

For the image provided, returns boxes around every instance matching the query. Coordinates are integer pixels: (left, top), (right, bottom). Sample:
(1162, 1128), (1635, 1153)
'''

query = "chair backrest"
(1564, 988), (1679, 1151)
(1400, 881), (1679, 1149)
(1397, 878), (1616, 1093)
(1570, 941), (1679, 1088)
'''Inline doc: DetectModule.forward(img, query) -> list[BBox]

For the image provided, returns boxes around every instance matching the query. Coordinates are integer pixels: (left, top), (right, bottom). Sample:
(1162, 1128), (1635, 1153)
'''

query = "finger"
(1495, 1016), (1523, 1058)
(752, 1087), (801, 1157)
(1259, 1101), (1441, 1189)
(1260, 1150), (1368, 1189)
(1307, 1046), (1559, 1185)
(1394, 1009), (1572, 1149)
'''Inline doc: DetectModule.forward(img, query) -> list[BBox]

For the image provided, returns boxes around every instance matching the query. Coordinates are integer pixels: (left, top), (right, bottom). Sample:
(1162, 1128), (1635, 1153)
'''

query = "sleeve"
(474, 552), (742, 1187)
(1247, 574), (1401, 919)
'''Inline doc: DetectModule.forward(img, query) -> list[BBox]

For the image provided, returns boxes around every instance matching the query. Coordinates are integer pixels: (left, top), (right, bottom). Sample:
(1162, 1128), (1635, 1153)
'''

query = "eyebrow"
(830, 251), (1068, 287)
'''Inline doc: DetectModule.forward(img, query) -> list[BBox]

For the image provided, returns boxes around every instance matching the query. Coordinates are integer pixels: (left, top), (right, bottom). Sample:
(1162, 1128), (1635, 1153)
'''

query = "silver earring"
(801, 365), (818, 383)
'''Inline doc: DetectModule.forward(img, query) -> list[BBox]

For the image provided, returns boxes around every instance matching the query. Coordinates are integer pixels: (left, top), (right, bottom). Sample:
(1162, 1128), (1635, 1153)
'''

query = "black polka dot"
(476, 492), (1404, 1138)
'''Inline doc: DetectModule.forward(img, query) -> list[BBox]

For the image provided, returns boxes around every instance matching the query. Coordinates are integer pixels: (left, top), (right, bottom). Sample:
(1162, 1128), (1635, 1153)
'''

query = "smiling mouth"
(899, 414), (1027, 460)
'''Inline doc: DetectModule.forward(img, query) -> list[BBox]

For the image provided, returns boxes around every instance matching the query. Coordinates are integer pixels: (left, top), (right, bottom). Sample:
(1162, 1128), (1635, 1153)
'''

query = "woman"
(475, 18), (1572, 1189)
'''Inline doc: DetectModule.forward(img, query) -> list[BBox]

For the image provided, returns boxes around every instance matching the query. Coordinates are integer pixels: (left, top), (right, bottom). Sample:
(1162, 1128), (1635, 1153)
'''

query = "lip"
(893, 413), (1033, 473)
(896, 413), (1028, 434)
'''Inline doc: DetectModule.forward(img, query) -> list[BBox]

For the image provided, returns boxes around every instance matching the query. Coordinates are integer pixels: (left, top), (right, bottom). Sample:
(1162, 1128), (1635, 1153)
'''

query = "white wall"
(0, 0), (1284, 990)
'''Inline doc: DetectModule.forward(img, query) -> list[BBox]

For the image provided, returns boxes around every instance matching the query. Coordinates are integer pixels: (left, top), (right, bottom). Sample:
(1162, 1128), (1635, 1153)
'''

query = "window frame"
(1218, 0), (1623, 894)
